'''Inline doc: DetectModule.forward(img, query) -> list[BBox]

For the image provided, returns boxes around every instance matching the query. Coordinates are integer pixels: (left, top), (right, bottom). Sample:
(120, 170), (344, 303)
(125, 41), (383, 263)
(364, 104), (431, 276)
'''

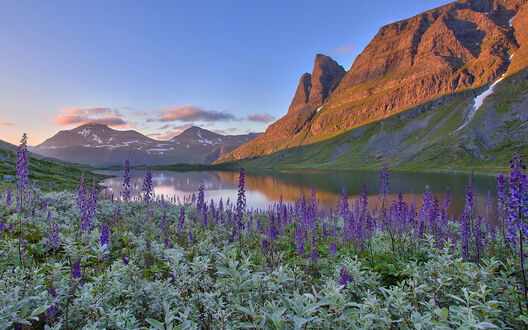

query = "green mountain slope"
(234, 68), (528, 174)
(0, 140), (107, 190)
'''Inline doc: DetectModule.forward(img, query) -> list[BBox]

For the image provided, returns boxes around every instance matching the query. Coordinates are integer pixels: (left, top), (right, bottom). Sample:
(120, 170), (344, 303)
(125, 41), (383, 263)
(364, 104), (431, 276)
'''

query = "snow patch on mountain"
(454, 75), (505, 133)
(92, 134), (102, 144)
(77, 128), (91, 138)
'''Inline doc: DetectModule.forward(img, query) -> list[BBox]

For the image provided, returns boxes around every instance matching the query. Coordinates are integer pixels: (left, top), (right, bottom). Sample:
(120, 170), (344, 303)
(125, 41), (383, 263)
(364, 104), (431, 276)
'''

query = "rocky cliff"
(218, 0), (528, 164)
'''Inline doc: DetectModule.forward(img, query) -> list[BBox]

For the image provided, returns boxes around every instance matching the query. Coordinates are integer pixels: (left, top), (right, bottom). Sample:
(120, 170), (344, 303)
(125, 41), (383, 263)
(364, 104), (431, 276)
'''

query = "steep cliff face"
(225, 54), (345, 159)
(219, 0), (528, 163)
(311, 0), (522, 136)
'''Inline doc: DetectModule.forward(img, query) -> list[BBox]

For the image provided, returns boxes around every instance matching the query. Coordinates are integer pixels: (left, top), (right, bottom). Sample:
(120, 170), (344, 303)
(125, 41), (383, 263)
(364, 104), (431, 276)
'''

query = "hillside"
(232, 68), (528, 173)
(0, 139), (106, 190)
(217, 0), (528, 172)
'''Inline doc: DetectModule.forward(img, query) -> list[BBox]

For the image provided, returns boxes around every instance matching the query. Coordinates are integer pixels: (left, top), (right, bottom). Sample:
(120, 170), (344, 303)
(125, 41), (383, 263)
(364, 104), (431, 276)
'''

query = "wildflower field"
(1, 135), (528, 329)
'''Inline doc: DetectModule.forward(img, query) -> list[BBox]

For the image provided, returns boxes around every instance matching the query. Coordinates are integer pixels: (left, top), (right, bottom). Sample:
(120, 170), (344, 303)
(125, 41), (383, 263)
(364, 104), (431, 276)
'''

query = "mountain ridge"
(217, 0), (528, 168)
(33, 124), (262, 167)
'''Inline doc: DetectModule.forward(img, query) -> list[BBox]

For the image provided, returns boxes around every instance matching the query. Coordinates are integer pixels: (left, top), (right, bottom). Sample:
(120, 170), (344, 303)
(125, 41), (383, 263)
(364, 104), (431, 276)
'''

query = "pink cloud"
(53, 107), (127, 128)
(148, 123), (196, 140)
(0, 122), (14, 126)
(329, 44), (355, 56)
(154, 104), (235, 122)
(248, 113), (274, 123)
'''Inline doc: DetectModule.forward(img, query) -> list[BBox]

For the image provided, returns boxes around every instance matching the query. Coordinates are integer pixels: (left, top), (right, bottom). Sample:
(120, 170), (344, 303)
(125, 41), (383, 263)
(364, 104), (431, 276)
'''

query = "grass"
(0, 140), (109, 191)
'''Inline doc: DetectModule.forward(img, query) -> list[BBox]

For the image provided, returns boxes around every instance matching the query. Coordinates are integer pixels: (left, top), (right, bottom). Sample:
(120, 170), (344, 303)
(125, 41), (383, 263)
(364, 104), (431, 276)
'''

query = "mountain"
(222, 54), (346, 158)
(217, 0), (528, 172)
(33, 124), (261, 167)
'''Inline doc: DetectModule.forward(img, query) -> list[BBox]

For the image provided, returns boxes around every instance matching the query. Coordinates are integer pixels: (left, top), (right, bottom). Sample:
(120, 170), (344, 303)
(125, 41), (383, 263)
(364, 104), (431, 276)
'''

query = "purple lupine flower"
(174, 207), (184, 234)
(474, 216), (483, 264)
(235, 168), (246, 226)
(256, 217), (262, 232)
(46, 211), (60, 250)
(5, 183), (12, 207)
(422, 185), (432, 214)
(43, 198), (50, 213)
(72, 260), (82, 280)
(202, 204), (208, 227)
(122, 254), (129, 265)
(143, 167), (153, 218)
(46, 285), (59, 320)
(100, 224), (109, 248)
(48, 285), (57, 298)
(295, 225), (304, 256)
(505, 155), (528, 248)
(329, 241), (337, 257)
(146, 238), (151, 264)
(440, 188), (451, 226)
(47, 302), (59, 321)
(309, 247), (318, 264)
(112, 204), (121, 226)
(196, 183), (205, 214)
(82, 180), (98, 234)
(461, 211), (471, 260)
(122, 160), (131, 202)
(267, 213), (277, 243)
(176, 207), (185, 233)
(261, 239), (269, 253)
(339, 267), (353, 288)
(429, 196), (439, 234)
(0, 221), (5, 233)
(16, 133), (29, 198)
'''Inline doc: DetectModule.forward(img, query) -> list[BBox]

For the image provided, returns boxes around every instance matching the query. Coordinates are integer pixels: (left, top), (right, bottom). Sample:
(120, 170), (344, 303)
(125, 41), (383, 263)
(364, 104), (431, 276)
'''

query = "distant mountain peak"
(33, 124), (261, 166)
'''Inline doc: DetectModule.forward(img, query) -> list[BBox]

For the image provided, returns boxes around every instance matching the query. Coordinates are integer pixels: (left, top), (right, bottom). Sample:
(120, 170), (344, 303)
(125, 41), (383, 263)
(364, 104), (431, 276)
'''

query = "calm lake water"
(98, 169), (498, 218)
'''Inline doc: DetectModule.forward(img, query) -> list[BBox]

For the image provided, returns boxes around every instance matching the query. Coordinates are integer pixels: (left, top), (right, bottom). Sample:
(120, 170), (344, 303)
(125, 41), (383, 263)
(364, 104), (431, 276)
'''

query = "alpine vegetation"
(1, 135), (528, 328)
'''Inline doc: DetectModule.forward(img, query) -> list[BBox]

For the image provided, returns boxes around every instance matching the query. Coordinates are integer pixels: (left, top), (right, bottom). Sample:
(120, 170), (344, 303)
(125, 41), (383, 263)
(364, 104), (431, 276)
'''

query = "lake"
(97, 169), (499, 218)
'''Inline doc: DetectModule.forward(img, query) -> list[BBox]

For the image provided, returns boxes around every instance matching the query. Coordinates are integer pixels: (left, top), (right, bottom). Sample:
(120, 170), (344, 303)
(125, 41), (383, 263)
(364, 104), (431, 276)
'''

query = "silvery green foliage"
(0, 190), (526, 328)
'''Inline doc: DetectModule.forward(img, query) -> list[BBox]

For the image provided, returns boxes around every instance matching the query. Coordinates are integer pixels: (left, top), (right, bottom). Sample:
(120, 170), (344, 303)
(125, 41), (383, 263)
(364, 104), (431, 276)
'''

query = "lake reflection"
(98, 169), (498, 217)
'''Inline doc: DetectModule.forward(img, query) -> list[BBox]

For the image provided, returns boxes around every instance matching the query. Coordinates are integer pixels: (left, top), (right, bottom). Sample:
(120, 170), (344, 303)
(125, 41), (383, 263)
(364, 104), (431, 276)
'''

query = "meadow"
(1, 135), (528, 329)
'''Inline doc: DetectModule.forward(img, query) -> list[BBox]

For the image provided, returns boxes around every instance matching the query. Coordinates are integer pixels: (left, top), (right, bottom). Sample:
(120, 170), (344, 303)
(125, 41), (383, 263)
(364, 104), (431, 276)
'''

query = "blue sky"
(0, 0), (452, 145)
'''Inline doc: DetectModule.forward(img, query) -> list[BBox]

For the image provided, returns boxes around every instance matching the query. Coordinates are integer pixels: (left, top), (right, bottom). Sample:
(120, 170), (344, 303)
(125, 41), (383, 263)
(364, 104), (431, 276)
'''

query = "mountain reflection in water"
(98, 170), (496, 217)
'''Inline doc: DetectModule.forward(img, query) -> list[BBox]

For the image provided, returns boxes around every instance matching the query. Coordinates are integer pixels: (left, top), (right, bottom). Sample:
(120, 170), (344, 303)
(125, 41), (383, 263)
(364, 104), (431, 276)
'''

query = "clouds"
(54, 107), (128, 127)
(52, 104), (272, 141)
(329, 44), (355, 56)
(248, 113), (274, 123)
(0, 122), (14, 126)
(152, 104), (274, 125)
(147, 123), (196, 140)
(155, 104), (235, 122)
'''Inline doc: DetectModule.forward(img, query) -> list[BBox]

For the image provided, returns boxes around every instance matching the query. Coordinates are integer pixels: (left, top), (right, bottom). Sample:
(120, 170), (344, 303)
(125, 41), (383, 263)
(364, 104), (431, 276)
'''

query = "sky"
(0, 0), (452, 146)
